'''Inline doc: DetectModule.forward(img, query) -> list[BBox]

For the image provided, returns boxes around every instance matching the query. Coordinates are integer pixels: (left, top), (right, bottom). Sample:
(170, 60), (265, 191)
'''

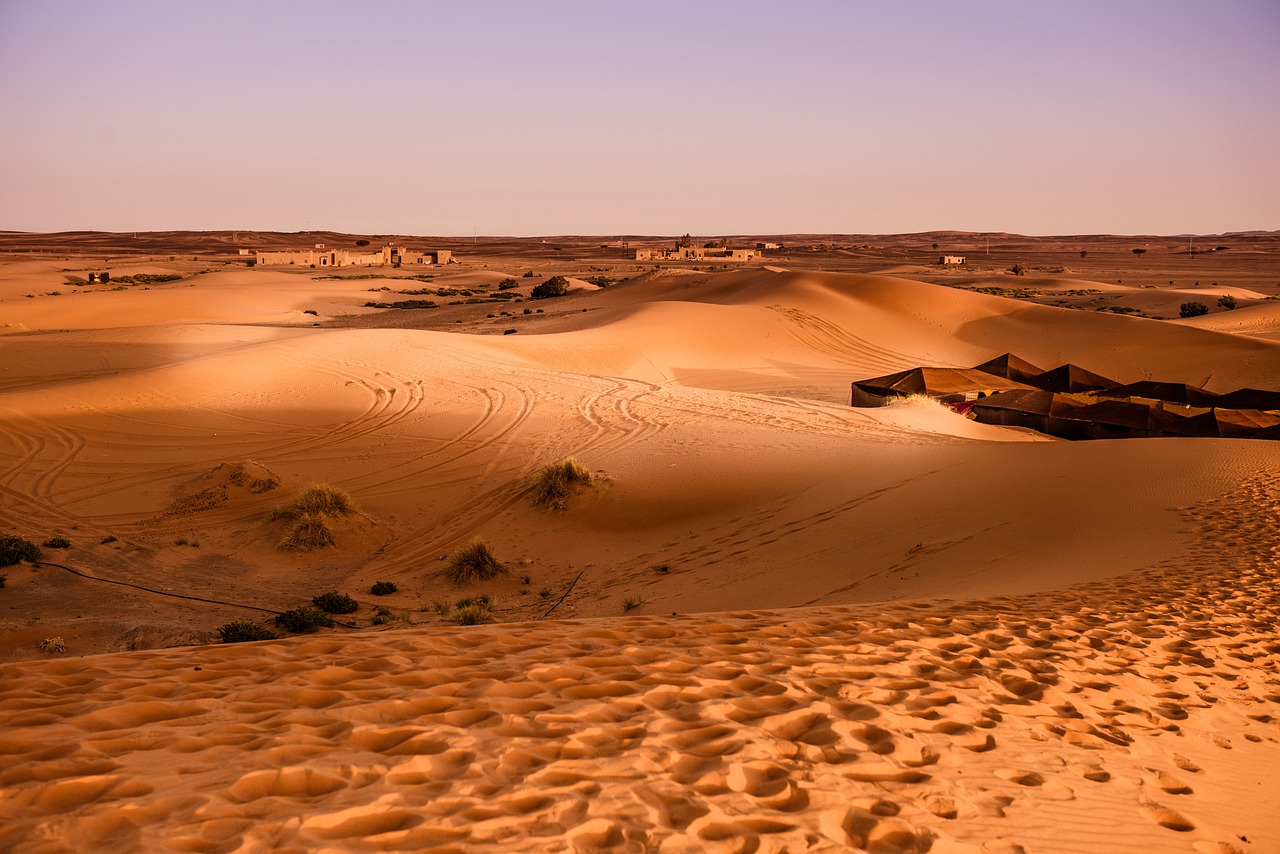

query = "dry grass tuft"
(441, 539), (508, 584)
(278, 512), (336, 551)
(267, 483), (357, 551)
(529, 459), (593, 510)
(288, 483), (358, 517)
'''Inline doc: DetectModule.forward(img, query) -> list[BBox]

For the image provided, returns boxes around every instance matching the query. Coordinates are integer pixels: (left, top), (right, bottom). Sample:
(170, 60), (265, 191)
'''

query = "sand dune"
(2, 247), (1278, 851)
(1, 471), (1276, 852)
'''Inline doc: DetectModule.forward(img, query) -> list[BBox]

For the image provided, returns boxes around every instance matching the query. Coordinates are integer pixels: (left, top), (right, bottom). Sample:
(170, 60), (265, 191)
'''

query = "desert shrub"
(101, 535), (117, 544)
(303, 309), (318, 316)
(432, 598), (451, 617)
(1132, 248), (1147, 255)
(529, 459), (592, 510)
(273, 483), (358, 519)
(1009, 264), (1026, 277)
(622, 594), (646, 613)
(356, 239), (370, 246)
(275, 606), (333, 633)
(584, 276), (614, 287)
(279, 513), (336, 551)
(0, 535), (41, 566)
(456, 603), (495, 625)
(498, 277), (519, 290)
(530, 276), (570, 299)
(504, 328), (517, 335)
(39, 637), (66, 654)
(371, 607), (393, 625)
(522, 270), (535, 277)
(42, 537), (71, 549)
(312, 591), (358, 614)
(1180, 301), (1209, 318)
(218, 621), (278, 643)
(442, 540), (508, 584)
(370, 581), (398, 596)
(112, 273), (184, 285)
(1217, 295), (1237, 310)
(539, 587), (552, 599)
(0, 574), (5, 588)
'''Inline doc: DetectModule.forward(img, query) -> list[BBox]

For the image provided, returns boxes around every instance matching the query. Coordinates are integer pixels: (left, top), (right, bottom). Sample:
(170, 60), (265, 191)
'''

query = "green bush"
(0, 535), (41, 566)
(312, 591), (358, 614)
(218, 621), (278, 643)
(42, 537), (71, 549)
(442, 540), (508, 584)
(370, 581), (398, 596)
(275, 606), (334, 633)
(1180, 301), (1209, 318)
(530, 276), (570, 299)
(1217, 295), (1237, 310)
(529, 459), (592, 510)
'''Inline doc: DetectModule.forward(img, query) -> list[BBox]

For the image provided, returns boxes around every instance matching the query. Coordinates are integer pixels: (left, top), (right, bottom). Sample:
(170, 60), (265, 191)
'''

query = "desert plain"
(1, 230), (1278, 853)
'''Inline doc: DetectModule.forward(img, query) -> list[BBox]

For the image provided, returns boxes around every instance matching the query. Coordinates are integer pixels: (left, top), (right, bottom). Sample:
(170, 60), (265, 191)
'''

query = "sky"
(1, 0), (1277, 236)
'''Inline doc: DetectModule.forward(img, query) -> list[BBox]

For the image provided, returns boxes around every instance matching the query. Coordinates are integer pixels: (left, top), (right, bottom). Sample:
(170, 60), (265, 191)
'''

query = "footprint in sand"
(1139, 802), (1196, 832)
(1144, 769), (1193, 795)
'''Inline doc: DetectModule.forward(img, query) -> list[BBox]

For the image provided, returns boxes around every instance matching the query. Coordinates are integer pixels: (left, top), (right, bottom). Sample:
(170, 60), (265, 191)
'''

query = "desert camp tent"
(1027, 364), (1120, 394)
(1095, 381), (1221, 408)
(971, 353), (1046, 384)
(850, 368), (1034, 407)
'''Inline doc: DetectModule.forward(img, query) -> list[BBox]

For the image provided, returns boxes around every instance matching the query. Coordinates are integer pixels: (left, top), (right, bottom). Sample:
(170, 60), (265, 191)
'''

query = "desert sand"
(1, 231), (1278, 852)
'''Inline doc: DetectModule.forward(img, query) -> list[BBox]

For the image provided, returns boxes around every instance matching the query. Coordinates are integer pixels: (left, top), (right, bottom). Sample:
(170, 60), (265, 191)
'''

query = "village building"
(254, 244), (451, 268)
(635, 246), (761, 262)
(939, 255), (966, 265)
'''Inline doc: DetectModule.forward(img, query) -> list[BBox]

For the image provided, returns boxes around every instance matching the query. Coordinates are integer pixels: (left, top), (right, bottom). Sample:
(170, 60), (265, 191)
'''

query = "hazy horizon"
(2, 0), (1277, 236)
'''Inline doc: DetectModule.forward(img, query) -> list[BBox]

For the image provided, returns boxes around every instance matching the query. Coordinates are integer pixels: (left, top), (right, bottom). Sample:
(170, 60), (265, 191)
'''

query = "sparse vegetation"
(0, 574), (5, 588)
(370, 581), (398, 596)
(583, 275), (615, 287)
(441, 540), (508, 584)
(456, 603), (495, 625)
(522, 270), (535, 277)
(364, 299), (439, 309)
(1132, 248), (1147, 255)
(622, 594), (646, 613)
(100, 535), (117, 544)
(1009, 264), (1026, 277)
(42, 537), (71, 549)
(655, 564), (670, 574)
(498, 277), (519, 289)
(278, 513), (336, 551)
(530, 275), (570, 299)
(0, 535), (41, 566)
(275, 606), (333, 633)
(218, 621), (278, 643)
(355, 239), (370, 246)
(432, 598), (451, 617)
(529, 459), (592, 510)
(39, 637), (66, 654)
(371, 607), (393, 625)
(312, 591), (358, 614)
(268, 484), (357, 551)
(112, 273), (184, 285)
(1217, 295), (1237, 310)
(539, 587), (552, 599)
(1180, 301), (1209, 318)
